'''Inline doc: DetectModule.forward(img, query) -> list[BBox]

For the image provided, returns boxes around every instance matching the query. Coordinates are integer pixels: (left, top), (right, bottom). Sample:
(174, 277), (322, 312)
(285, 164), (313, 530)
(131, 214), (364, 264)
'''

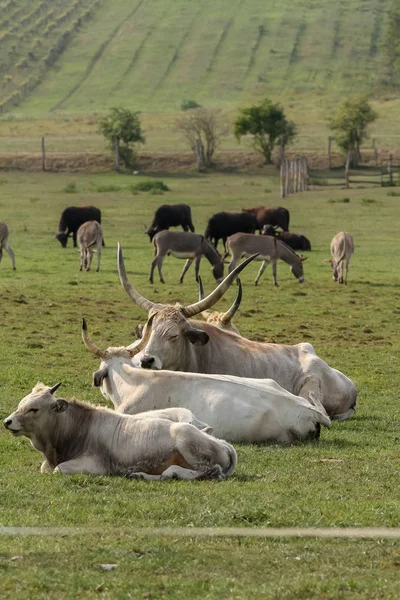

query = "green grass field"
(1, 0), (400, 152)
(1, 170), (400, 596)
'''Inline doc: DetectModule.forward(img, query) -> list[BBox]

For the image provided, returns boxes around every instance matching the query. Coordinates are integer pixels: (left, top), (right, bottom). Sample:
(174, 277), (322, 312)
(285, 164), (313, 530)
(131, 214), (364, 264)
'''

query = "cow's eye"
(169, 335), (178, 341)
(28, 408), (39, 414)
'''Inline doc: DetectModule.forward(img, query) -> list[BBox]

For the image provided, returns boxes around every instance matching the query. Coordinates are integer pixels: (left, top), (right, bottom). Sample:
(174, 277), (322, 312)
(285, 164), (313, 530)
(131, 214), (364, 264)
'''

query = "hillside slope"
(1, 0), (399, 116)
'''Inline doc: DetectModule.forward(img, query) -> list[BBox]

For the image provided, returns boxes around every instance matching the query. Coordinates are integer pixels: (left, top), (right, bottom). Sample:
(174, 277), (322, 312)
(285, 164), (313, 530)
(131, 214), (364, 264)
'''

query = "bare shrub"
(176, 108), (226, 169)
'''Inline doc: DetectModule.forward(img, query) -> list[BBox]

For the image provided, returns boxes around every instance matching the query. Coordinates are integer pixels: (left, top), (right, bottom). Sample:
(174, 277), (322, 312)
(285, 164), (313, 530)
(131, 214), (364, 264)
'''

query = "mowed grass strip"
(1, 534), (400, 599)
(0, 170), (399, 536)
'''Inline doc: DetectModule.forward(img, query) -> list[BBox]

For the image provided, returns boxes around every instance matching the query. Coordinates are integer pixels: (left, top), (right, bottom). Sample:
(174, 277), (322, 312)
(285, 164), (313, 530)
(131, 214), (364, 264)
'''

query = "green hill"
(0, 0), (399, 118)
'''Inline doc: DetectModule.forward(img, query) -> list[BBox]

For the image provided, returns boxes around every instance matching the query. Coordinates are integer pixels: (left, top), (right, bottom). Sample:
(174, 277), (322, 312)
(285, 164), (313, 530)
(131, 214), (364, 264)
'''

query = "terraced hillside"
(1, 0), (399, 116)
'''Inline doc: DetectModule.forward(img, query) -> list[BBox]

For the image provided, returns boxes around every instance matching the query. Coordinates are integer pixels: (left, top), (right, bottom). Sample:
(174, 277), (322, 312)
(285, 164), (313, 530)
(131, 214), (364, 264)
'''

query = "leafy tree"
(234, 98), (296, 164)
(176, 108), (226, 169)
(329, 97), (377, 167)
(99, 107), (145, 169)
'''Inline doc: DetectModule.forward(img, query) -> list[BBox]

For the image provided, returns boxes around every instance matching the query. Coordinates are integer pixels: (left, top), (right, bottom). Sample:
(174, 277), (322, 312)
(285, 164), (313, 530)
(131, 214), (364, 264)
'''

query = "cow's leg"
(96, 242), (101, 272)
(3, 241), (16, 270)
(102, 237), (105, 247)
(222, 237), (227, 252)
(183, 224), (189, 232)
(179, 258), (193, 284)
(189, 221), (195, 233)
(72, 231), (77, 247)
(54, 456), (107, 475)
(255, 260), (268, 285)
(0, 245), (3, 263)
(161, 466), (204, 480)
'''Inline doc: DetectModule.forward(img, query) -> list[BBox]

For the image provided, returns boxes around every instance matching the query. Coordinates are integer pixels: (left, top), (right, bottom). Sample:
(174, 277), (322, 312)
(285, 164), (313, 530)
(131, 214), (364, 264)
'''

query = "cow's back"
(59, 206), (101, 231)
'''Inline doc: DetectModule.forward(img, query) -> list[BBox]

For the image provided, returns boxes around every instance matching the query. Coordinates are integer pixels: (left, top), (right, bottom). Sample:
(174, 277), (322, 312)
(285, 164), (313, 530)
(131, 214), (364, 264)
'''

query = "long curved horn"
(182, 254), (258, 318)
(221, 278), (242, 324)
(129, 315), (155, 357)
(81, 318), (109, 359)
(117, 244), (155, 313)
(49, 382), (62, 395)
(197, 276), (211, 319)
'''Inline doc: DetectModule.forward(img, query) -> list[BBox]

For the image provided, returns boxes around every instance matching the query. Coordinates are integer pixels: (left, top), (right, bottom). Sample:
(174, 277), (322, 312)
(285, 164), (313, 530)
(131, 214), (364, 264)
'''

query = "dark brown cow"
(56, 206), (103, 248)
(242, 206), (290, 233)
(146, 204), (195, 241)
(262, 226), (311, 251)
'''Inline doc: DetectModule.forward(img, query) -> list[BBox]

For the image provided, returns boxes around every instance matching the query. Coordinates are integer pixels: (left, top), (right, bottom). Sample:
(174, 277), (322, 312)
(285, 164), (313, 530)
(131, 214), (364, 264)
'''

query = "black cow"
(262, 225), (311, 251)
(146, 204), (195, 241)
(205, 212), (257, 251)
(56, 206), (103, 248)
(242, 206), (290, 233)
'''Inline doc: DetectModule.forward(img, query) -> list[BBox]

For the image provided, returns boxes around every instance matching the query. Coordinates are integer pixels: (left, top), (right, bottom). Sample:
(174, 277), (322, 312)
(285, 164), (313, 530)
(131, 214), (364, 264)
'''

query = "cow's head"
(3, 382), (66, 439)
(117, 244), (257, 370)
(55, 228), (69, 248)
(145, 226), (157, 241)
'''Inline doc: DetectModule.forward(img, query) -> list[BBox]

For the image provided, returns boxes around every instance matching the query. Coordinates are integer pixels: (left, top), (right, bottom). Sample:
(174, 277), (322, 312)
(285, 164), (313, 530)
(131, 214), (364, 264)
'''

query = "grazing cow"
(117, 244), (357, 420)
(204, 212), (257, 251)
(3, 382), (236, 480)
(262, 226), (311, 252)
(150, 231), (223, 284)
(82, 320), (331, 443)
(77, 221), (103, 272)
(0, 221), (16, 270)
(242, 206), (290, 232)
(327, 232), (354, 284)
(226, 232), (306, 286)
(146, 204), (195, 241)
(56, 206), (103, 248)
(197, 276), (241, 334)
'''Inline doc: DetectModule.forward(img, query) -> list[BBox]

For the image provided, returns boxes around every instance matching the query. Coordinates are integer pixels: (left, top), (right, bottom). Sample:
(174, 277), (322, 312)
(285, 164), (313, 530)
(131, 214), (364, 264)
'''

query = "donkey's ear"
(299, 255), (308, 262)
(323, 258), (333, 264)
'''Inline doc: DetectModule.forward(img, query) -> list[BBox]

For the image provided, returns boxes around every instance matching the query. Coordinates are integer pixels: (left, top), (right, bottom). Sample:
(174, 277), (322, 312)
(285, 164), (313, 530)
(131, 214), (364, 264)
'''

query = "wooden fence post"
(372, 138), (378, 167)
(388, 154), (393, 185)
(328, 136), (332, 170)
(303, 157), (308, 191)
(280, 160), (285, 198)
(114, 138), (120, 173)
(41, 136), (45, 171)
(284, 160), (289, 198)
(279, 136), (285, 166)
(345, 152), (350, 188)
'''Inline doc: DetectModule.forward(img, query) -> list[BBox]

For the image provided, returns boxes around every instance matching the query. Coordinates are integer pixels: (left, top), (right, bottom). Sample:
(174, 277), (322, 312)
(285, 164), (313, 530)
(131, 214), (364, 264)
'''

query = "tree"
(329, 96), (377, 167)
(99, 107), (145, 169)
(176, 108), (226, 170)
(233, 98), (296, 164)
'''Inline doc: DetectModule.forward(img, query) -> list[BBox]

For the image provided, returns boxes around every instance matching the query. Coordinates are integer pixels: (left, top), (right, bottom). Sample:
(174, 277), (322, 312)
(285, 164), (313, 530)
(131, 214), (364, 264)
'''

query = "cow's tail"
(308, 391), (331, 428)
(220, 439), (238, 477)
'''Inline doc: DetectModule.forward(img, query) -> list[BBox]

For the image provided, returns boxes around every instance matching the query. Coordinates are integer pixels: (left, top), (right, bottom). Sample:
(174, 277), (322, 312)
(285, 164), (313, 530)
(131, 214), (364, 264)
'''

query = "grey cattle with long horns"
(117, 244), (357, 420)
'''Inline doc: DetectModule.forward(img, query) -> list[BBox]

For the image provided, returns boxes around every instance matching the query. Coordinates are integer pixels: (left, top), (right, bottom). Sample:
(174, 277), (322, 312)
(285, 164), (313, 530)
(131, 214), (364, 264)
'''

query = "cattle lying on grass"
(0, 221), (16, 270)
(204, 212), (257, 251)
(82, 320), (332, 443)
(56, 206), (104, 248)
(226, 232), (306, 286)
(77, 221), (103, 272)
(118, 244), (357, 420)
(262, 226), (311, 252)
(242, 206), (290, 232)
(146, 204), (195, 241)
(150, 230), (224, 284)
(326, 232), (354, 284)
(3, 382), (236, 480)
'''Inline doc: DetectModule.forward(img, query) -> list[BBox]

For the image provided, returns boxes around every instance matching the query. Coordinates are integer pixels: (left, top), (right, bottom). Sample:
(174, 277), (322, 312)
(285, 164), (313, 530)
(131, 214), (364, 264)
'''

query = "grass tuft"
(131, 180), (170, 193)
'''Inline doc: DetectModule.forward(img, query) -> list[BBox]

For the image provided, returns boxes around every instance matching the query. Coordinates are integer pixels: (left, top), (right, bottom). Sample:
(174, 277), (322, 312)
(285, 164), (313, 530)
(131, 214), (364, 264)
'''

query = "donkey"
(77, 221), (103, 272)
(0, 222), (16, 270)
(149, 230), (224, 284)
(225, 232), (306, 286)
(326, 232), (354, 284)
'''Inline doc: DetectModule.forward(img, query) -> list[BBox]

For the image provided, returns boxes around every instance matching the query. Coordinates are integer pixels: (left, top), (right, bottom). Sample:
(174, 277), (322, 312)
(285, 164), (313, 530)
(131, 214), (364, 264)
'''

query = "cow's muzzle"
(140, 356), (156, 369)
(3, 418), (21, 434)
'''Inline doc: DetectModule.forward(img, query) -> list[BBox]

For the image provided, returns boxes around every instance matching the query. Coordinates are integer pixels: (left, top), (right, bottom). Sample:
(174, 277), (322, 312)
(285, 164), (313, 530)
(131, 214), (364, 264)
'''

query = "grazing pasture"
(1, 171), (400, 597)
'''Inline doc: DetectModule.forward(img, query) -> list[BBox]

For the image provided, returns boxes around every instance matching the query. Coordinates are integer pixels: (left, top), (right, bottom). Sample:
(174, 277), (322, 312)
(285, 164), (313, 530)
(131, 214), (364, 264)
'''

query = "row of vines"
(0, 0), (103, 113)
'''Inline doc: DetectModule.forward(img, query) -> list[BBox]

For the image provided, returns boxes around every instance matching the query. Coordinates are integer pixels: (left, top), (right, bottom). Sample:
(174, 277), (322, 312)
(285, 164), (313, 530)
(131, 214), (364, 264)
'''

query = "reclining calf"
(3, 382), (236, 480)
(83, 321), (331, 444)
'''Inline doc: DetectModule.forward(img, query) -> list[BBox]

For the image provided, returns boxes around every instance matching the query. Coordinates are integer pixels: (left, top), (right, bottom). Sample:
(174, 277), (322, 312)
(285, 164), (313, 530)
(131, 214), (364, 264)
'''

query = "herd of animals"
(2, 201), (356, 481)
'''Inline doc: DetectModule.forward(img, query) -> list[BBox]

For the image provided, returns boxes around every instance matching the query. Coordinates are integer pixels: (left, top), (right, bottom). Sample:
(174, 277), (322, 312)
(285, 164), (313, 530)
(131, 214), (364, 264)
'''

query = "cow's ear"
(184, 326), (209, 346)
(51, 399), (68, 413)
